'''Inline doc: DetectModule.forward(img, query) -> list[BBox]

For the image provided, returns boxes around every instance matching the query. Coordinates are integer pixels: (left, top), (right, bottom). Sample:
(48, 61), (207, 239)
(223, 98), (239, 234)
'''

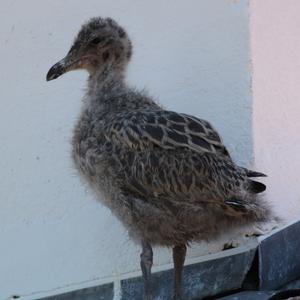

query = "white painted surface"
(0, 0), (252, 299)
(251, 0), (300, 221)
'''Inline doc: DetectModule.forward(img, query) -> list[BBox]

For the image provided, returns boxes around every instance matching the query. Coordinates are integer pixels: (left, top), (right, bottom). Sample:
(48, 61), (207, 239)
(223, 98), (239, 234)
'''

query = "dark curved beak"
(46, 58), (67, 81)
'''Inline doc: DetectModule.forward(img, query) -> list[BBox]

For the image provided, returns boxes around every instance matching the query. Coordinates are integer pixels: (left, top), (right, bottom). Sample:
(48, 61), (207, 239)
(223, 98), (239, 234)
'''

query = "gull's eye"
(90, 37), (105, 45)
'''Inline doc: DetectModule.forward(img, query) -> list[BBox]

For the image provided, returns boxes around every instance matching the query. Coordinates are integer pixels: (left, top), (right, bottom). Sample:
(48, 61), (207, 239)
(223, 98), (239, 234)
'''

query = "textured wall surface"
(251, 0), (300, 221)
(0, 0), (252, 299)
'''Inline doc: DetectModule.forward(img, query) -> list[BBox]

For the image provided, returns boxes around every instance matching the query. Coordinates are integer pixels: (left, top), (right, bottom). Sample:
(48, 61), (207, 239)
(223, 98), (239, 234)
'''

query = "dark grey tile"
(268, 289), (300, 300)
(217, 291), (275, 300)
(258, 220), (300, 290)
(121, 270), (172, 300)
(121, 249), (256, 300)
(180, 249), (256, 299)
(37, 283), (114, 300)
(218, 287), (300, 300)
(280, 278), (300, 290)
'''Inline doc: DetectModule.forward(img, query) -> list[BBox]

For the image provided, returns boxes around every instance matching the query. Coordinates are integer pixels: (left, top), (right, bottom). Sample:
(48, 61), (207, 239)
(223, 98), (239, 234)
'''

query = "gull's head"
(47, 17), (132, 81)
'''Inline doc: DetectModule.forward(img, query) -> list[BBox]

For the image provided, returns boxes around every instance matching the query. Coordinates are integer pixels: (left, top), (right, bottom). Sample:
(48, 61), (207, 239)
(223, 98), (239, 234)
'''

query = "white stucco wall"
(251, 0), (300, 221)
(0, 1), (253, 299)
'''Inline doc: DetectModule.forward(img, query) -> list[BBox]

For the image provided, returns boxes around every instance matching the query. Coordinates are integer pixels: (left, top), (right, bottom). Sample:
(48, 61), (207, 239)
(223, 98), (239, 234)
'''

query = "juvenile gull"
(47, 17), (271, 300)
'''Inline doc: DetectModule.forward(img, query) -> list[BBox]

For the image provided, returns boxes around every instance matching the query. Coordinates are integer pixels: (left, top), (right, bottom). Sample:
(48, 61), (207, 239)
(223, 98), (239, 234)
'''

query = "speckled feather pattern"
(65, 18), (272, 246)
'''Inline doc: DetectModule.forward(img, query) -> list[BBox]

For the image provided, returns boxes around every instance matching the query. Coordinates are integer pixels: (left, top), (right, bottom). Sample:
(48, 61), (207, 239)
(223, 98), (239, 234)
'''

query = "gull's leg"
(172, 244), (187, 300)
(140, 240), (153, 300)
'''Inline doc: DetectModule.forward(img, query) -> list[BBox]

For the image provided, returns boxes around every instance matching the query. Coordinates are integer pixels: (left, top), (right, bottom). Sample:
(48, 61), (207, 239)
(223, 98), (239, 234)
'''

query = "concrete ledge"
(121, 248), (255, 300)
(36, 220), (300, 300)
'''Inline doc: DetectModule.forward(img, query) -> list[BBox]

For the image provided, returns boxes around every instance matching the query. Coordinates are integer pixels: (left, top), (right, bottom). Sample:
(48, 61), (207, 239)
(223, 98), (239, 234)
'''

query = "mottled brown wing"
(180, 113), (232, 159)
(104, 110), (253, 212)
(116, 146), (241, 202)
(106, 110), (231, 157)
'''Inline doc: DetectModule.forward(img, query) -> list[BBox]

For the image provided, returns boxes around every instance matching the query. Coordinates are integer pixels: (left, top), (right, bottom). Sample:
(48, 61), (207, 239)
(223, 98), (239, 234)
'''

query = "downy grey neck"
(85, 63), (129, 111)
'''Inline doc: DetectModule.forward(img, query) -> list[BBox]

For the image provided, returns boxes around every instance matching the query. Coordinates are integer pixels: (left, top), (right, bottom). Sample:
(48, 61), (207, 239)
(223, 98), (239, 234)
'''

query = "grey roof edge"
(258, 219), (300, 290)
(27, 219), (300, 300)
